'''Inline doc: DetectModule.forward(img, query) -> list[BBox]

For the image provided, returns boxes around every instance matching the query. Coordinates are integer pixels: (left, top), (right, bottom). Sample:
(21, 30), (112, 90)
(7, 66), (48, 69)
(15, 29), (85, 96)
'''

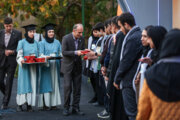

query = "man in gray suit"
(0, 17), (22, 109)
(62, 23), (85, 116)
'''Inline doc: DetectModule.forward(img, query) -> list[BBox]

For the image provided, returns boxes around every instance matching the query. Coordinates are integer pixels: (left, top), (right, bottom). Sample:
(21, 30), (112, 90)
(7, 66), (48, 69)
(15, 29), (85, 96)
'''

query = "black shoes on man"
(63, 109), (70, 116)
(72, 108), (85, 115)
(63, 108), (85, 116)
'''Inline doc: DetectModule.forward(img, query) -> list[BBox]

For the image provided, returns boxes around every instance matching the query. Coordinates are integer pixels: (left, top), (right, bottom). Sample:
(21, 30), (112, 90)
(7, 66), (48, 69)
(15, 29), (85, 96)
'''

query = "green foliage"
(0, 0), (117, 78)
(0, 0), (117, 41)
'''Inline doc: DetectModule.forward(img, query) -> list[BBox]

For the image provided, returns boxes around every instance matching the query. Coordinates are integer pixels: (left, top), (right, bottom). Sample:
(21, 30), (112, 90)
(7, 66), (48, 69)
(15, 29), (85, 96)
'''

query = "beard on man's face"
(124, 26), (129, 35)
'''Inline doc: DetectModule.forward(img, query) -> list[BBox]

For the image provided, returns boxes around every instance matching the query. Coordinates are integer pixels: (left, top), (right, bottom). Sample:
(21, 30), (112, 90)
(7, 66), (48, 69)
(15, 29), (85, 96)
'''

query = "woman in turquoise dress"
(38, 23), (62, 109)
(16, 24), (39, 112)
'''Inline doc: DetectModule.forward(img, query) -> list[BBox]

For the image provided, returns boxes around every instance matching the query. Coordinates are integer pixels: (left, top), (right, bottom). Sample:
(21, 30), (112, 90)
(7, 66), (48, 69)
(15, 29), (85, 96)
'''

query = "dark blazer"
(0, 29), (22, 68)
(61, 33), (85, 74)
(114, 27), (142, 88)
(100, 35), (112, 65)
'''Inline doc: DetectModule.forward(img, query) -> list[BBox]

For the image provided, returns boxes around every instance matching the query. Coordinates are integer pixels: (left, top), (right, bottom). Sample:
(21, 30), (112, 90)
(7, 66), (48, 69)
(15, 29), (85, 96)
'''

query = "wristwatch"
(95, 52), (98, 56)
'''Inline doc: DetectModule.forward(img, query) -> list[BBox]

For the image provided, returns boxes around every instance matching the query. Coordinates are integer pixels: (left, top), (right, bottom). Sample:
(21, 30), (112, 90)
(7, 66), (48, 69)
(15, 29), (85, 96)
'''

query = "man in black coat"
(0, 17), (22, 109)
(113, 13), (142, 120)
(61, 24), (85, 116)
(107, 31), (128, 120)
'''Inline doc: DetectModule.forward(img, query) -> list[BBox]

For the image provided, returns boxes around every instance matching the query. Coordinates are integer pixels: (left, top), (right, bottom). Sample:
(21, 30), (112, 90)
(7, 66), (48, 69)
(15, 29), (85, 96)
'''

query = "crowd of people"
(0, 12), (180, 120)
(0, 17), (86, 117)
(0, 17), (62, 113)
(83, 12), (180, 120)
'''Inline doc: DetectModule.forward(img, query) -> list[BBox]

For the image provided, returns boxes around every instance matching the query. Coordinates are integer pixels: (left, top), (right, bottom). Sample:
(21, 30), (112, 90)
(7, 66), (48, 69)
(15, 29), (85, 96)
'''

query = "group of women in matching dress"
(16, 23), (62, 111)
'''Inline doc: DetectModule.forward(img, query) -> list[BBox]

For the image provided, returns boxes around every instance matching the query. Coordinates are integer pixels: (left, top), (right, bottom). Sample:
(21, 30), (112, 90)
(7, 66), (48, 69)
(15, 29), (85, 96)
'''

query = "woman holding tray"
(16, 24), (39, 112)
(38, 23), (62, 110)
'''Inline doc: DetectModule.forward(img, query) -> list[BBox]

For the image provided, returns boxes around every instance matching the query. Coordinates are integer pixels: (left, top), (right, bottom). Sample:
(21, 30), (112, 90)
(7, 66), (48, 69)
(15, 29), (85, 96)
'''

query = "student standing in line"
(38, 23), (62, 110)
(16, 24), (38, 112)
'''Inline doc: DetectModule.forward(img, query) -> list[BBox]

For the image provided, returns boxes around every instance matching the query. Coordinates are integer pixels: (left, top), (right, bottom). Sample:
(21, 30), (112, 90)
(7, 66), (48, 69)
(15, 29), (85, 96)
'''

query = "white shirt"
(5, 31), (12, 47)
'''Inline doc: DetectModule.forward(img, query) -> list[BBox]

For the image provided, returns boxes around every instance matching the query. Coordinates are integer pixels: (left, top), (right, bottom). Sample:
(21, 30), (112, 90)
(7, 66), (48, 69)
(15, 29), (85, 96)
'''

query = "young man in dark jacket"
(113, 12), (142, 120)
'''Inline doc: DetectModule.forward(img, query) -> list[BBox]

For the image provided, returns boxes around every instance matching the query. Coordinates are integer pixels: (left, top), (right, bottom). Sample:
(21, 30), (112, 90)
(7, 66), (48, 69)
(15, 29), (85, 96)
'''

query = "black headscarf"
(142, 25), (153, 57)
(22, 24), (37, 44)
(24, 33), (34, 43)
(42, 23), (56, 43)
(145, 29), (180, 102)
(160, 29), (180, 58)
(147, 26), (167, 63)
(45, 32), (54, 43)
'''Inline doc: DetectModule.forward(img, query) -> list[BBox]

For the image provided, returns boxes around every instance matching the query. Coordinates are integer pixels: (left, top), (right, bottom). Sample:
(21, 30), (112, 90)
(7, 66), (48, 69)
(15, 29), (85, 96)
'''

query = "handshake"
(75, 49), (90, 56)
(77, 49), (101, 60)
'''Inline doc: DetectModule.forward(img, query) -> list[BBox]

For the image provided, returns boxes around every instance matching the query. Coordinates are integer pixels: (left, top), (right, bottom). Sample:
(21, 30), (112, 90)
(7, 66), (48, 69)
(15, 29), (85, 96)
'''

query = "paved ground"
(0, 75), (106, 120)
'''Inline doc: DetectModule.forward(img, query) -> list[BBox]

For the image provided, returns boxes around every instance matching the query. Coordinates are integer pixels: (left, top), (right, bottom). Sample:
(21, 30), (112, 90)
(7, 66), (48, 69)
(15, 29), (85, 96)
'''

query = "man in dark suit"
(61, 24), (85, 116)
(0, 17), (22, 109)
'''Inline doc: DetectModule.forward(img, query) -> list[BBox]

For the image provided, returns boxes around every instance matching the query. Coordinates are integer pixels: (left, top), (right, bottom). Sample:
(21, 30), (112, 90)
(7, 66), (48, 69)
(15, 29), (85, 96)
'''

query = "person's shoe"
(27, 105), (33, 112)
(88, 97), (97, 103)
(43, 106), (51, 111)
(1, 104), (7, 110)
(92, 102), (99, 106)
(63, 109), (70, 116)
(51, 106), (57, 110)
(72, 108), (85, 115)
(16, 105), (23, 112)
(97, 109), (110, 119)
(25, 103), (33, 112)
(97, 109), (105, 116)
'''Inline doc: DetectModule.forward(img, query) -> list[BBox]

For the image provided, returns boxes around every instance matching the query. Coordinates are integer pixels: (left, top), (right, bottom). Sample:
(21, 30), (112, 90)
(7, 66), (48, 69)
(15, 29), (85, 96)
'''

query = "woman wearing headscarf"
(38, 23), (62, 110)
(136, 26), (167, 100)
(16, 24), (38, 112)
(139, 26), (167, 65)
(134, 25), (153, 97)
(136, 29), (180, 120)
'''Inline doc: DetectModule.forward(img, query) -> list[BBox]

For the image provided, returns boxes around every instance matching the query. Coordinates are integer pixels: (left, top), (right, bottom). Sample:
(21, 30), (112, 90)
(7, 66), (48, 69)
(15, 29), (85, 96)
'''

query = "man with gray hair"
(61, 23), (85, 116)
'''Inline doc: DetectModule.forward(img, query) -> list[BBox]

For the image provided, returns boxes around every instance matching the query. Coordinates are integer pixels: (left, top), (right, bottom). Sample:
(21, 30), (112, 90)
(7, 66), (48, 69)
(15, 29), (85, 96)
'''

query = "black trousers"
(89, 71), (99, 100)
(122, 87), (137, 120)
(110, 88), (128, 120)
(63, 67), (82, 110)
(0, 64), (16, 106)
(98, 74), (105, 105)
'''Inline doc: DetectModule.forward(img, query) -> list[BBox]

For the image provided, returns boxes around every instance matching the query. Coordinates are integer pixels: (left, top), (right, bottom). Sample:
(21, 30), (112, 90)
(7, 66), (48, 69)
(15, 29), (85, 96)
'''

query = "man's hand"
(101, 66), (107, 76)
(84, 49), (91, 52)
(5, 50), (14, 56)
(10, 50), (14, 54)
(5, 50), (9, 56)
(76, 50), (82, 56)
(113, 82), (120, 90)
(86, 51), (98, 60)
